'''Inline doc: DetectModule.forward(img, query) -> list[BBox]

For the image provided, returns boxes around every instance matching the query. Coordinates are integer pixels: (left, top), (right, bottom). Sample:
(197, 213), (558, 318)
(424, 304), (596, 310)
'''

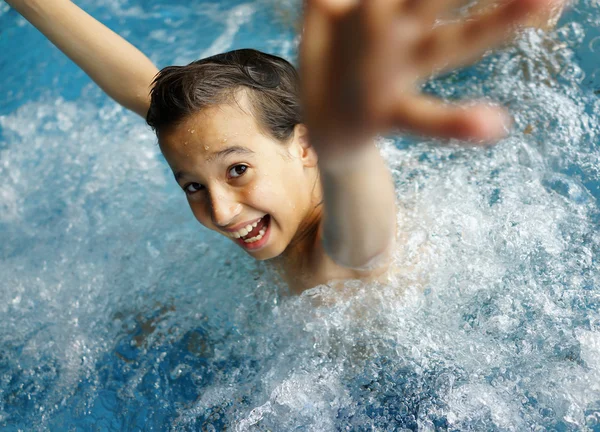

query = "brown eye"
(184, 182), (204, 194)
(228, 165), (248, 178)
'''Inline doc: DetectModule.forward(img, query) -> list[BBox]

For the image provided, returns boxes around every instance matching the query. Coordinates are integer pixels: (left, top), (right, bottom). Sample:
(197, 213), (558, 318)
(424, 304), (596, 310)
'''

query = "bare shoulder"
(300, 239), (391, 291)
(294, 222), (433, 293)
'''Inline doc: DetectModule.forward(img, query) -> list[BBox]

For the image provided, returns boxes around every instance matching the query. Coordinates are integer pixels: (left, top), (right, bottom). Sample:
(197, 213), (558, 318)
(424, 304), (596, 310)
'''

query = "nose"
(209, 190), (242, 227)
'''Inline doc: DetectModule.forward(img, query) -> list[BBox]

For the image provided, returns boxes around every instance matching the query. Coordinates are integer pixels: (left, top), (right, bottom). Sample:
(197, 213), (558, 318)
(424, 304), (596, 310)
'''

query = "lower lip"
(235, 216), (271, 251)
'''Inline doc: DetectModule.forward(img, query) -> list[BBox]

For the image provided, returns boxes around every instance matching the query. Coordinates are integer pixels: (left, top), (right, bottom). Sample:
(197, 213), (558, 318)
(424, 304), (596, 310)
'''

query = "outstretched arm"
(301, 0), (565, 270)
(6, 0), (158, 118)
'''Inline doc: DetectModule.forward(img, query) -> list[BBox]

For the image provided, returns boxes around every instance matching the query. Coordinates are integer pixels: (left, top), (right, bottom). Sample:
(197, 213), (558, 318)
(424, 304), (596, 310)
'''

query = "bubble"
(589, 35), (600, 52)
(2, 1), (600, 431)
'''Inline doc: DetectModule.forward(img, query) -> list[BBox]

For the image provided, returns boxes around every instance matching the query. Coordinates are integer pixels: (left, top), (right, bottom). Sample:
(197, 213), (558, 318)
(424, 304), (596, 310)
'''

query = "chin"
(243, 244), (283, 261)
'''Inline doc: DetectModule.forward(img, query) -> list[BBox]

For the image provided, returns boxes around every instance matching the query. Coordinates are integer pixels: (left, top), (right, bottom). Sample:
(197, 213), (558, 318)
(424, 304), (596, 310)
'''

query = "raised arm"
(301, 0), (565, 270)
(6, 0), (158, 118)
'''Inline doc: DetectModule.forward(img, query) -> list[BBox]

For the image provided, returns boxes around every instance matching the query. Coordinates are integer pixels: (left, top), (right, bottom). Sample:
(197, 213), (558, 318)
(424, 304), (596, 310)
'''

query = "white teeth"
(227, 216), (267, 239)
(244, 233), (264, 243)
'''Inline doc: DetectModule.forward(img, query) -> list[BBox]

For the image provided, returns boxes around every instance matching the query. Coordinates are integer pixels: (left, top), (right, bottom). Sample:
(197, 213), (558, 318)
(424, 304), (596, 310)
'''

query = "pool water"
(1, 0), (600, 430)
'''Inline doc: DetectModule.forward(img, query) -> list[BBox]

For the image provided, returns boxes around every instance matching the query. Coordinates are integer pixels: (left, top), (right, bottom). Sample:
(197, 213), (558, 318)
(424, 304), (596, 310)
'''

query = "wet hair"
(146, 49), (302, 142)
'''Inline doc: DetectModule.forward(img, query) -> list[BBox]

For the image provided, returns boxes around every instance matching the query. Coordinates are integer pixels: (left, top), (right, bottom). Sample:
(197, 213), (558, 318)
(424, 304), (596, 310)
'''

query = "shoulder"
(307, 237), (392, 288)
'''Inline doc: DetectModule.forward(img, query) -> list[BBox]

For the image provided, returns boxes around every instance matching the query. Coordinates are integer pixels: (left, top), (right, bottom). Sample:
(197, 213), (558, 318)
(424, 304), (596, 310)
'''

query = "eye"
(228, 164), (248, 179)
(184, 182), (204, 194)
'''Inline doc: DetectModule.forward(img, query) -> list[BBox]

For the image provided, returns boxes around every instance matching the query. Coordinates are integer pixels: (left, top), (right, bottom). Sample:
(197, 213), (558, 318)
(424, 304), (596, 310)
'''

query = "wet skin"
(158, 93), (323, 263)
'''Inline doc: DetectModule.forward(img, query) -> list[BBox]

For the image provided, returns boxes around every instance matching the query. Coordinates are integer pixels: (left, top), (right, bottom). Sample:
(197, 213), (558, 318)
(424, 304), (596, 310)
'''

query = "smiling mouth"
(231, 215), (271, 250)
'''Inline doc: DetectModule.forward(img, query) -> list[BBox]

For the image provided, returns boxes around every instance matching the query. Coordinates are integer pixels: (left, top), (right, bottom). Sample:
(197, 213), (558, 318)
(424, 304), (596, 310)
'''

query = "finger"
(363, 0), (422, 89)
(300, 0), (333, 114)
(314, 0), (358, 16)
(413, 0), (560, 75)
(385, 94), (512, 142)
(364, 0), (406, 37)
(467, 0), (563, 28)
(405, 0), (471, 21)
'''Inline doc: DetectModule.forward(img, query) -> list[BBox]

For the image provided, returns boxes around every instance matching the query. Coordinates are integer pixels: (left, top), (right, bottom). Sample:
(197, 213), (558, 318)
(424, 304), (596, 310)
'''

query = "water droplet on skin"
(190, 130), (196, 134)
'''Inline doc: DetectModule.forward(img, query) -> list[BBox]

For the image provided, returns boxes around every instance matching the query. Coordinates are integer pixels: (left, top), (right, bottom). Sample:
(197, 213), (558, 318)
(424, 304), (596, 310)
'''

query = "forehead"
(160, 101), (257, 151)
(157, 95), (290, 179)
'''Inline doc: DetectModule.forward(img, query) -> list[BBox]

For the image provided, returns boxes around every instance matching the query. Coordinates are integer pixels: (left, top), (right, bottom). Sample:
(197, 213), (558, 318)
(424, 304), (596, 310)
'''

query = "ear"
(292, 124), (319, 168)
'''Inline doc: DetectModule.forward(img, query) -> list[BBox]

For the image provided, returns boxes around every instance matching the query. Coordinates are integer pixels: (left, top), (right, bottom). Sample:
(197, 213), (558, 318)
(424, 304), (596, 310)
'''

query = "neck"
(273, 175), (324, 293)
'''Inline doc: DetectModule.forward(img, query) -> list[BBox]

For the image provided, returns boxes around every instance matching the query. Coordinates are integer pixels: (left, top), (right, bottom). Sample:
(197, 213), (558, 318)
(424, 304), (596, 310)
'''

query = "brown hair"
(146, 49), (302, 142)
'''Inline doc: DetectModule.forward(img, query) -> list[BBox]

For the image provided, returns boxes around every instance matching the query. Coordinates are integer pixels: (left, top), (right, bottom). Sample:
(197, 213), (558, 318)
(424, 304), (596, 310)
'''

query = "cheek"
(245, 178), (286, 209)
(188, 199), (211, 228)
(248, 178), (304, 225)
(241, 186), (271, 212)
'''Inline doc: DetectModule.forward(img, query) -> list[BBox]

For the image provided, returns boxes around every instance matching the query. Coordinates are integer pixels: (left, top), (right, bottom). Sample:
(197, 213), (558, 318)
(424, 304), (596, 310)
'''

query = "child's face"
(158, 94), (320, 261)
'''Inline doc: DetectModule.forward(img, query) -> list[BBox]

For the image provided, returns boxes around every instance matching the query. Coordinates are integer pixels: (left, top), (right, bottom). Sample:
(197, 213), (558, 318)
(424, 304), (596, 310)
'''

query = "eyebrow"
(174, 145), (255, 182)
(205, 145), (255, 163)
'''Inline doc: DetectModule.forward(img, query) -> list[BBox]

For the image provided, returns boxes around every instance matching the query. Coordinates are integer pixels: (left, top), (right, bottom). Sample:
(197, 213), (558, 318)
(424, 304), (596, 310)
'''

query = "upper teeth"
(229, 217), (264, 239)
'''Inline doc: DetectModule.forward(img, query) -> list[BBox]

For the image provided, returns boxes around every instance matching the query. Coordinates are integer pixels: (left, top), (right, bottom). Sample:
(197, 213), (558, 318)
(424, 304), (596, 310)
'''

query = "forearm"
(7, 0), (158, 118)
(318, 144), (397, 270)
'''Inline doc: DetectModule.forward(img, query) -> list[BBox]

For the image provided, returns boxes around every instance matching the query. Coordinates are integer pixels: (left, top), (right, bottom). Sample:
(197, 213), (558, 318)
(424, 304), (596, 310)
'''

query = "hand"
(300, 0), (564, 155)
(469, 0), (564, 29)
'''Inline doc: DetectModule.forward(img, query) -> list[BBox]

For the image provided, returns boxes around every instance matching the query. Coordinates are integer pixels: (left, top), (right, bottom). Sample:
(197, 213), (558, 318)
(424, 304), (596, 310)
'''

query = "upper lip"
(222, 216), (266, 233)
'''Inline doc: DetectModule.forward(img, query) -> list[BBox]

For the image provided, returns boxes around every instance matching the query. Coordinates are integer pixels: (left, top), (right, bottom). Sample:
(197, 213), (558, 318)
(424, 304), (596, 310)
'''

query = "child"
(6, 0), (563, 293)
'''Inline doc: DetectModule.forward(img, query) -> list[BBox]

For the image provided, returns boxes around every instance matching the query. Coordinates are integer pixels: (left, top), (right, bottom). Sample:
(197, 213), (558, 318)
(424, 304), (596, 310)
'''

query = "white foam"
(2, 2), (600, 430)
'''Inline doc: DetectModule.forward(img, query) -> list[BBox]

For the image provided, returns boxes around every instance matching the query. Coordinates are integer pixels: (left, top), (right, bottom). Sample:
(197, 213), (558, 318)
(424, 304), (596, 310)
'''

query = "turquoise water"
(1, 0), (600, 430)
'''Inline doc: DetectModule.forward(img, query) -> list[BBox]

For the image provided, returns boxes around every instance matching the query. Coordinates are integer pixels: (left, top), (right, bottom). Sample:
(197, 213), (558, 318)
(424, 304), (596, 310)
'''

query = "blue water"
(1, 0), (600, 430)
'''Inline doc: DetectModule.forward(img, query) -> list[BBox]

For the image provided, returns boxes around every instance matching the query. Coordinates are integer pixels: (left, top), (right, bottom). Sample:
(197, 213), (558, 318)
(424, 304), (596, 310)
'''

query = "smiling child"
(6, 0), (564, 293)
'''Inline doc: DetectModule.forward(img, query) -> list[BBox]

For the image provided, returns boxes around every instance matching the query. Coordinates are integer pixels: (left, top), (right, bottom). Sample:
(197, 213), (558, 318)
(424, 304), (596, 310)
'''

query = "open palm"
(301, 0), (564, 154)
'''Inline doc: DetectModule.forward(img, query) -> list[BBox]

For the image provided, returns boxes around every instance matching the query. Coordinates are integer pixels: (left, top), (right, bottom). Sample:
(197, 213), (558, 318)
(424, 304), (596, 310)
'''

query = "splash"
(1, 0), (599, 430)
